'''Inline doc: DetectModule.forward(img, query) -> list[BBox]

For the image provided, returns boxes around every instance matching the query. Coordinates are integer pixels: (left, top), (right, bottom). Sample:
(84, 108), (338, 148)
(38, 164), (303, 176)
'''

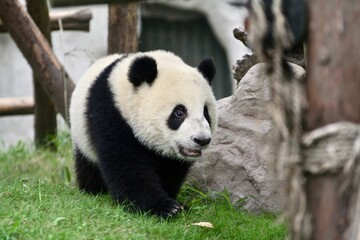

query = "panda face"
(167, 103), (212, 158)
(133, 67), (216, 161)
(109, 50), (217, 161)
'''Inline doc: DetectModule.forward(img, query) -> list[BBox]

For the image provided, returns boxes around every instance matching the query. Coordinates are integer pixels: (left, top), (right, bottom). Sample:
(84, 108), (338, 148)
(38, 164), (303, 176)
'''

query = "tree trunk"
(27, 0), (57, 148)
(108, 3), (138, 54)
(0, 0), (75, 124)
(304, 0), (360, 239)
(305, 0), (360, 131)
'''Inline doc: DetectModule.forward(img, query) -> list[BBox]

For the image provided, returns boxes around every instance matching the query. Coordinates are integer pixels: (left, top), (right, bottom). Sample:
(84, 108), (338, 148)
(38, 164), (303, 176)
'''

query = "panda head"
(113, 51), (217, 161)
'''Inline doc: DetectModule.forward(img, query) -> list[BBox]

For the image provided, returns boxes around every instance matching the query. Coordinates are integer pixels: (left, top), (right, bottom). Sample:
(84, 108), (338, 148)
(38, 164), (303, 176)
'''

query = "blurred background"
(0, 0), (250, 147)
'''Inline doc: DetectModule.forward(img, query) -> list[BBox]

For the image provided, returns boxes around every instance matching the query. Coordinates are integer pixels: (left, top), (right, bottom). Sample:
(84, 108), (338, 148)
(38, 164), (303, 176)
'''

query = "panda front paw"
(152, 198), (183, 218)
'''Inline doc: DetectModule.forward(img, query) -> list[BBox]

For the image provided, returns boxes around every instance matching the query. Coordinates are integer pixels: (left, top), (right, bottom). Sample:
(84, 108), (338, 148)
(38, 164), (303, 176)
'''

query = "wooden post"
(305, 0), (360, 239)
(27, 0), (57, 147)
(0, 0), (75, 124)
(108, 3), (138, 54)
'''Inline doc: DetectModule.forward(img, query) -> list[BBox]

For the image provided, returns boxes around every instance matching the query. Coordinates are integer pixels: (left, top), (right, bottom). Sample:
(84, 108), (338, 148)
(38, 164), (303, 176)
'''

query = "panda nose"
(193, 137), (211, 147)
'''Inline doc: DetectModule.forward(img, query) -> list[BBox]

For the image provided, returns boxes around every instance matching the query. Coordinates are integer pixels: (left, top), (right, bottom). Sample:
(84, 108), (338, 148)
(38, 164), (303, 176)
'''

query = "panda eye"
(204, 105), (211, 126)
(167, 104), (187, 130)
(174, 109), (186, 119)
(172, 105), (187, 119)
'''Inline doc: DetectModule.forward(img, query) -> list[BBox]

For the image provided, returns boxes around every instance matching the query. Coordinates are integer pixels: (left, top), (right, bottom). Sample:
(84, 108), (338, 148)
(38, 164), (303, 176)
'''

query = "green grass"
(0, 132), (287, 240)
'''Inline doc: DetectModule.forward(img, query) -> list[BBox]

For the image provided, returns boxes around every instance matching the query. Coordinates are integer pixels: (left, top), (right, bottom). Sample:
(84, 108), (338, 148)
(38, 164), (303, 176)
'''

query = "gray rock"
(188, 63), (306, 213)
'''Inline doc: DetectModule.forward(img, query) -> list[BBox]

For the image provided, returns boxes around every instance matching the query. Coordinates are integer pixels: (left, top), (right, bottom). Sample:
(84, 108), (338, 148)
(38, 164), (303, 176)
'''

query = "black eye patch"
(204, 105), (211, 127)
(167, 104), (187, 130)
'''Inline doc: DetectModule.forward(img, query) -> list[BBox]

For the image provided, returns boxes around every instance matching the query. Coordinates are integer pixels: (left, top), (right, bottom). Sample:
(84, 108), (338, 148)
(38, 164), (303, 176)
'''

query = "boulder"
(188, 63), (306, 213)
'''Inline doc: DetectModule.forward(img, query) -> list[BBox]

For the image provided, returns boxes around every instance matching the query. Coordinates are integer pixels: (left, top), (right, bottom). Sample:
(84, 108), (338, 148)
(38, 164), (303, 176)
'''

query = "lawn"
(0, 132), (286, 239)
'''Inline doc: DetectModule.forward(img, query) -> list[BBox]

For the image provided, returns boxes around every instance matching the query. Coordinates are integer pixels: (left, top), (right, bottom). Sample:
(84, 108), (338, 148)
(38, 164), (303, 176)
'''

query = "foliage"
(0, 132), (287, 239)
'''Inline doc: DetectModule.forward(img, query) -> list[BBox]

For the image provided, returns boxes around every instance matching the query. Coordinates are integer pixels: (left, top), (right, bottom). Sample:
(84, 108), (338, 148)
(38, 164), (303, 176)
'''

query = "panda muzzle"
(179, 147), (202, 158)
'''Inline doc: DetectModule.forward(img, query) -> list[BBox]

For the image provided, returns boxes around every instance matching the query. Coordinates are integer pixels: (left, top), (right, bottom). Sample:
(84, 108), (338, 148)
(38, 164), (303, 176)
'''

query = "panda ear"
(197, 57), (216, 85)
(128, 56), (158, 87)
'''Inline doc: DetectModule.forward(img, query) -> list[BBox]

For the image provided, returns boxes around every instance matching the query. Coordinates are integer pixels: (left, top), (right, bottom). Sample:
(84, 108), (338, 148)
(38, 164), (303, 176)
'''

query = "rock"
(232, 54), (258, 84)
(188, 63), (306, 213)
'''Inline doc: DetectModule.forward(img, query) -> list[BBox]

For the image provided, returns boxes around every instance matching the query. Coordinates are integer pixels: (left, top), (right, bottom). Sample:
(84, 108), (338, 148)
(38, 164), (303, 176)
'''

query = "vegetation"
(0, 132), (286, 239)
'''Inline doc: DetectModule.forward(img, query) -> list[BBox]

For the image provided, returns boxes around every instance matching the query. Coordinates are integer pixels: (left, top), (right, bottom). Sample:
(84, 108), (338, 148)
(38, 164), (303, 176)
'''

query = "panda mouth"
(179, 146), (202, 158)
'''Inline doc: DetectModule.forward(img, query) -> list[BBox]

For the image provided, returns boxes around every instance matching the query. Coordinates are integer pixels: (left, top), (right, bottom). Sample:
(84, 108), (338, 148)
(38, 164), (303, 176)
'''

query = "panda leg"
(74, 148), (107, 194)
(99, 158), (182, 218)
(158, 159), (191, 199)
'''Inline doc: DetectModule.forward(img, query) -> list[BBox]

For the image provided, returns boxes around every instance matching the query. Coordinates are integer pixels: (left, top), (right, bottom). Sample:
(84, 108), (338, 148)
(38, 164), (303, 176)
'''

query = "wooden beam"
(0, 97), (34, 116)
(51, 0), (141, 7)
(27, 0), (57, 147)
(0, 0), (75, 124)
(108, 3), (138, 54)
(49, 9), (92, 32)
(0, 9), (92, 32)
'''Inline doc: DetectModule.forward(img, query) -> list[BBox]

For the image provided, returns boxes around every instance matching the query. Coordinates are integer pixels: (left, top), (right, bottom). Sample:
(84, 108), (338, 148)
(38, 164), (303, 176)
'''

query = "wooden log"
(0, 9), (92, 32)
(49, 9), (92, 31)
(27, 0), (58, 147)
(0, 0), (75, 124)
(305, 0), (360, 131)
(51, 0), (141, 7)
(108, 3), (138, 54)
(0, 97), (34, 116)
(304, 0), (360, 239)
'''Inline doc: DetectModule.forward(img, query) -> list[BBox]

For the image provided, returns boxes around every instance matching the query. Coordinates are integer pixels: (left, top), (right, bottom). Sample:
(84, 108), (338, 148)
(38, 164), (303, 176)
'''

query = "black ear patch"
(128, 56), (158, 87)
(197, 58), (216, 85)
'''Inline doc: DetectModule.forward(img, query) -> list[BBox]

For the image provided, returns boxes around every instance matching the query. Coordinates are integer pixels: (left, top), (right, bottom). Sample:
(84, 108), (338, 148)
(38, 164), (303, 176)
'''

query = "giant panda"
(69, 50), (217, 218)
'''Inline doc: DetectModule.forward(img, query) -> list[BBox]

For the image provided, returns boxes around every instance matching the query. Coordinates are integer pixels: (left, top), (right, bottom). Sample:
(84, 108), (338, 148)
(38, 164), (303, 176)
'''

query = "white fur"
(70, 50), (217, 162)
(70, 54), (122, 162)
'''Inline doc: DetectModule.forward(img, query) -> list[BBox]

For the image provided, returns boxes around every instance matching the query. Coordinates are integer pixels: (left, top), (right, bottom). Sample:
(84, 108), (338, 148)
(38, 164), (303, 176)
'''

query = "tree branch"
(0, 0), (75, 124)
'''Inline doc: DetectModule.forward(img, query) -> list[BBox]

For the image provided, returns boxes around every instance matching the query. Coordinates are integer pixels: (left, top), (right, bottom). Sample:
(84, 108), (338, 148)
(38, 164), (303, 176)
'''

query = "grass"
(0, 132), (287, 239)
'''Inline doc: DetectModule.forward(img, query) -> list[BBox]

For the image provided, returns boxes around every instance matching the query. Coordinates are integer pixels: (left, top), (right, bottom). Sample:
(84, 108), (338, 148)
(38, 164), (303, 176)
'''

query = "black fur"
(74, 148), (107, 194)
(197, 58), (216, 84)
(76, 55), (192, 218)
(250, 0), (307, 55)
(204, 106), (211, 128)
(128, 56), (158, 87)
(282, 0), (308, 48)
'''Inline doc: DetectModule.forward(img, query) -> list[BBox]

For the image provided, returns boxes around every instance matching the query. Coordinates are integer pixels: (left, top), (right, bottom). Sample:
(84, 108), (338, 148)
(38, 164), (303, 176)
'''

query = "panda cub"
(70, 50), (217, 218)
